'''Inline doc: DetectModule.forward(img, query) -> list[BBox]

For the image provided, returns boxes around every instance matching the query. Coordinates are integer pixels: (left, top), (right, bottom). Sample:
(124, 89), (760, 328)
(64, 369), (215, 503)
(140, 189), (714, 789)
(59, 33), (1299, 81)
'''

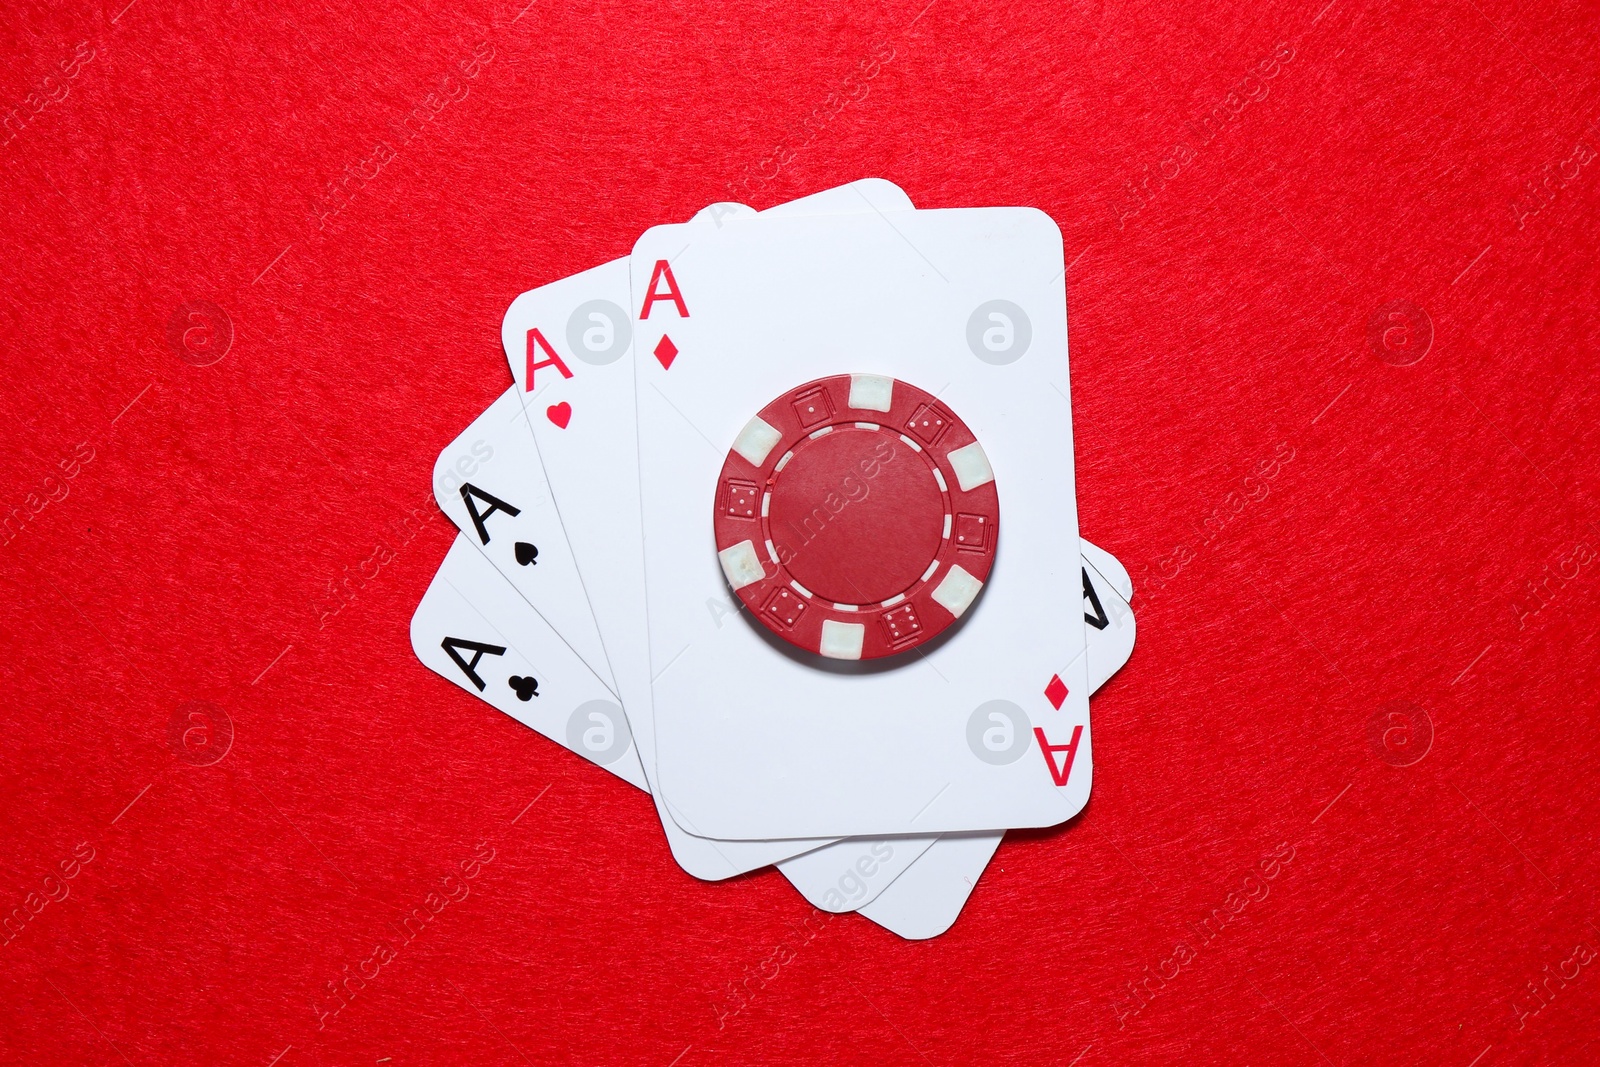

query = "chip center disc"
(767, 427), (944, 605)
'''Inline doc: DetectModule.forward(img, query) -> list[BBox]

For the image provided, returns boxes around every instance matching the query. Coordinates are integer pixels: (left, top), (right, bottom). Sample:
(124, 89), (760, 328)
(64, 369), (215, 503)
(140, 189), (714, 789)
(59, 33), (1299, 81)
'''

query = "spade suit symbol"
(514, 541), (539, 566)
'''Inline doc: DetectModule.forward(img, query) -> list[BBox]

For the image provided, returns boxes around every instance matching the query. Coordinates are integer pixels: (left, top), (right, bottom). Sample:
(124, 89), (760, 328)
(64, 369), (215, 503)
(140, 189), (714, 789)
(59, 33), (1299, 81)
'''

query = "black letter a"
(460, 484), (520, 545)
(441, 637), (506, 692)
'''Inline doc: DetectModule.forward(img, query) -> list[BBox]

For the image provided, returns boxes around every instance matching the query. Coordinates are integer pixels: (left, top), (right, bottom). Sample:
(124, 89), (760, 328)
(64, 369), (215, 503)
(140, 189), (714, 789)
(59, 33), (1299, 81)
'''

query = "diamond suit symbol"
(654, 335), (678, 370)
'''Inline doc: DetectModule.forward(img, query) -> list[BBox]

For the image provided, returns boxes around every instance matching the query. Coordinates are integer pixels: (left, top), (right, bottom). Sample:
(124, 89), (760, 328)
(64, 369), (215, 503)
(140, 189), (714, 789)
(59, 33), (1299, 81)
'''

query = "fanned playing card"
(632, 207), (1090, 839)
(411, 535), (645, 789)
(500, 180), (918, 877)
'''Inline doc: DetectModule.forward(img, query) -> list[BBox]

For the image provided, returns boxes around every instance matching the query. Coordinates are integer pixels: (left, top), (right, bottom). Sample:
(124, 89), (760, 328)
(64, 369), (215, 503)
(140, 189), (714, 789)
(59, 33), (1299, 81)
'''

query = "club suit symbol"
(508, 675), (539, 701)
(514, 541), (539, 566)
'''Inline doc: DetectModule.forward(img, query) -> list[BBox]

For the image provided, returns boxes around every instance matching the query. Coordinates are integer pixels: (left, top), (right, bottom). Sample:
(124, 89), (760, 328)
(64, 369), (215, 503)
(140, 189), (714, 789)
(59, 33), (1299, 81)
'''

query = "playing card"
(433, 388), (615, 692)
(792, 553), (1135, 916)
(501, 179), (918, 878)
(633, 207), (1089, 839)
(410, 535), (646, 790)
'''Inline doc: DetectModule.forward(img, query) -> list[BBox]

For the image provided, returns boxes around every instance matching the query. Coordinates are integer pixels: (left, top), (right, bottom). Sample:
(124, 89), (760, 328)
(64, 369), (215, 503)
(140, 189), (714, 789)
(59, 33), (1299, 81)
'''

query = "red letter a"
(639, 259), (689, 319)
(524, 328), (573, 391)
(1034, 725), (1084, 787)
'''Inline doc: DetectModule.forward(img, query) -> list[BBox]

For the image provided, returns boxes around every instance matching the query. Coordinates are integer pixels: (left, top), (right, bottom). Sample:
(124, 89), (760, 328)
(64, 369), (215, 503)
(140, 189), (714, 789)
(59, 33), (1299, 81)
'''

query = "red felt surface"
(2, 0), (1598, 1063)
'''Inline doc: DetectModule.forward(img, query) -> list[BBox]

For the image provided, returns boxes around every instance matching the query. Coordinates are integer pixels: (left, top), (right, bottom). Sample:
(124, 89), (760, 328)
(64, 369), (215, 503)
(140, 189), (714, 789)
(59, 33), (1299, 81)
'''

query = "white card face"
(792, 556), (1134, 918)
(857, 831), (1004, 939)
(410, 536), (647, 791)
(433, 388), (615, 693)
(501, 180), (917, 878)
(1081, 538), (1133, 602)
(633, 207), (1089, 839)
(776, 836), (936, 913)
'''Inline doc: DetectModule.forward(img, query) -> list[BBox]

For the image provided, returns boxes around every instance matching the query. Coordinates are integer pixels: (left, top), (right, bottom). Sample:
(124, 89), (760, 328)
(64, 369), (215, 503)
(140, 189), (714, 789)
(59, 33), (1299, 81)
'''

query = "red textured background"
(3, 0), (1598, 1063)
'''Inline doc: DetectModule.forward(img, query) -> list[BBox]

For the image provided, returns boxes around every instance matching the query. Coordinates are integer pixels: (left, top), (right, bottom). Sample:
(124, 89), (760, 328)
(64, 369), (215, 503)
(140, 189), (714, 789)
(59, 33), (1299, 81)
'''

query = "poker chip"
(713, 374), (999, 660)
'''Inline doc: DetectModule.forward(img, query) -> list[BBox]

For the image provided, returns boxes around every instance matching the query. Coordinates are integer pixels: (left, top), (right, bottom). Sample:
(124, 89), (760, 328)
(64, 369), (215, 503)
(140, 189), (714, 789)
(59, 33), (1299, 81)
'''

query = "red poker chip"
(713, 374), (999, 661)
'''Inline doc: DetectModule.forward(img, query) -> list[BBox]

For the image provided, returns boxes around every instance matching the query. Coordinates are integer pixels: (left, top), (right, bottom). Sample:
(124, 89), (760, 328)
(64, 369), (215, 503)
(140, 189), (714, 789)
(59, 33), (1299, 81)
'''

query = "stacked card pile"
(411, 180), (1137, 938)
